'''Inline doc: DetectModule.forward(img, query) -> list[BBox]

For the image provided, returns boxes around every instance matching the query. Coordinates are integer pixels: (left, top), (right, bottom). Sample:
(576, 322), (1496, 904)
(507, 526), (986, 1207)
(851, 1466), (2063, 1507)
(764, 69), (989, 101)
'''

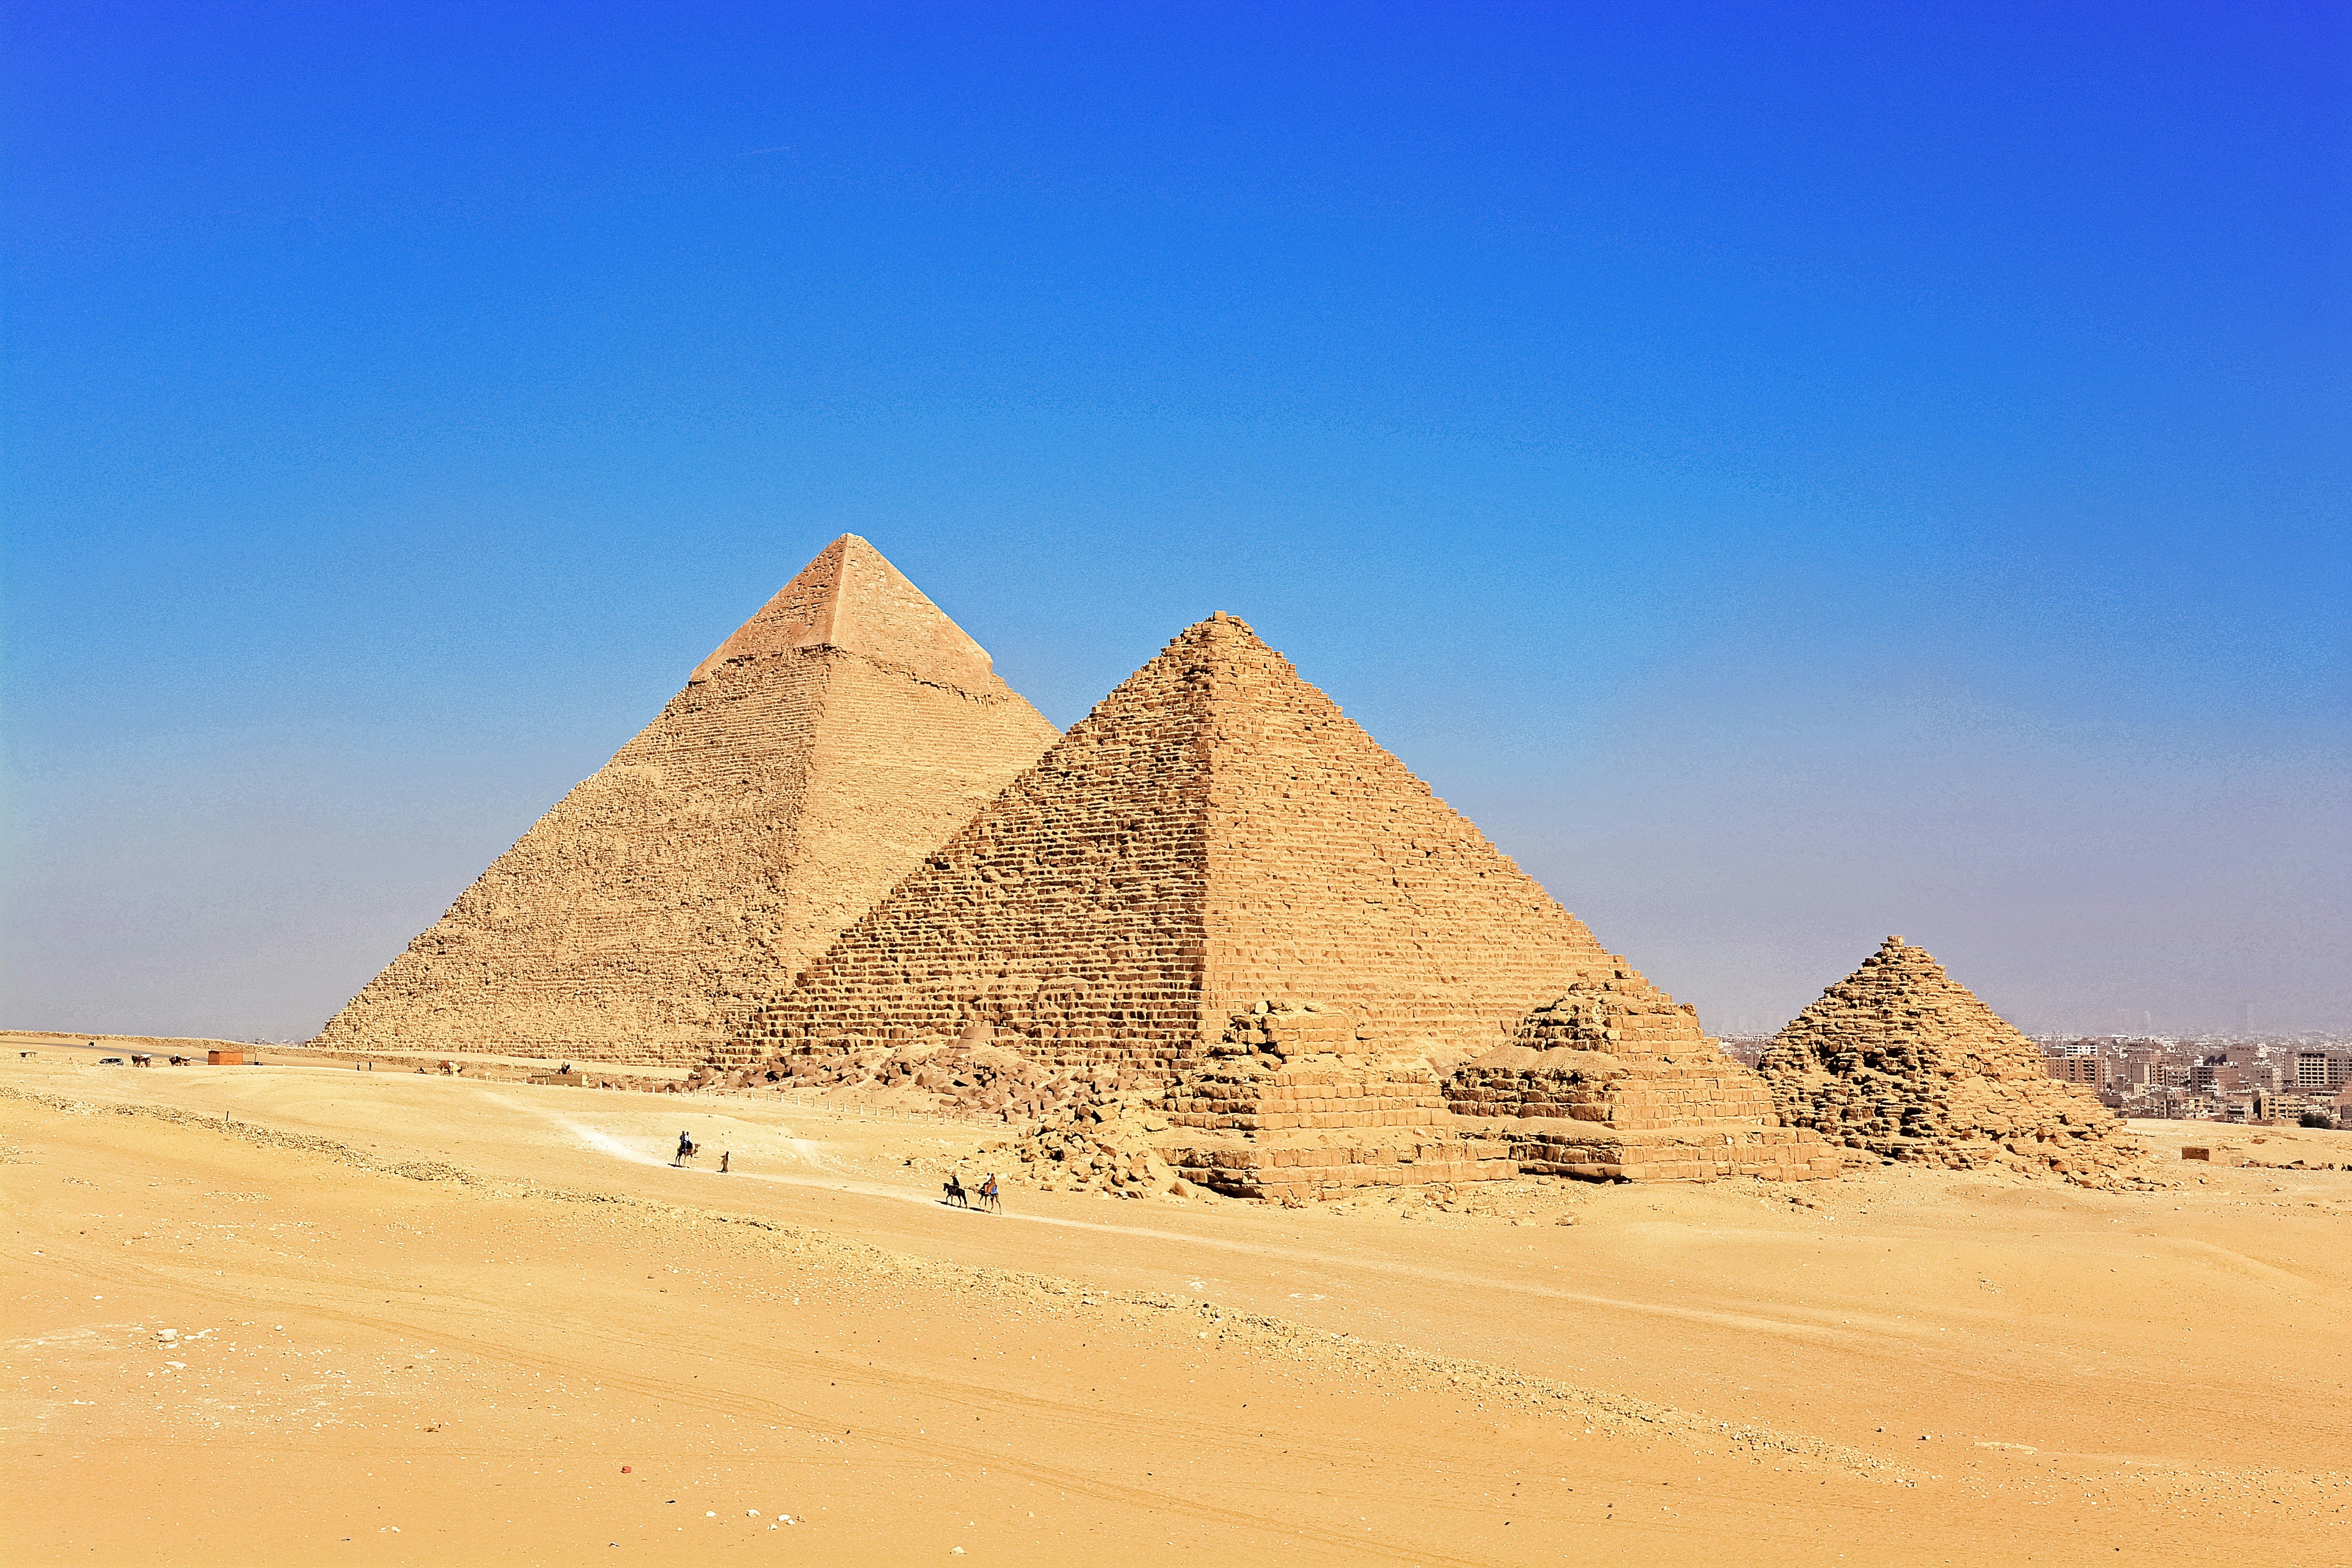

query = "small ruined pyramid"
(1149, 1000), (1521, 1200)
(1757, 936), (2141, 1179)
(1446, 966), (1839, 1182)
(314, 535), (1062, 1065)
(732, 612), (1829, 1188)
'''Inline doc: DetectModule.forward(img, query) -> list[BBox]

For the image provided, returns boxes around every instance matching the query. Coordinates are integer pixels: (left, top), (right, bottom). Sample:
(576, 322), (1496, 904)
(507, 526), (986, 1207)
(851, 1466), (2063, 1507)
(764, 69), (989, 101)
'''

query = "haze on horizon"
(4, 4), (2345, 1043)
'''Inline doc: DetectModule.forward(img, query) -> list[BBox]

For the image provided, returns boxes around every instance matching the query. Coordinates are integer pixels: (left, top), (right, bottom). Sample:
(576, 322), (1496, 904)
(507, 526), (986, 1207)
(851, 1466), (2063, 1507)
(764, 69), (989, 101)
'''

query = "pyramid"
(314, 536), (1062, 1065)
(1446, 971), (1840, 1182)
(1756, 936), (2142, 1179)
(1140, 1000), (1520, 1201)
(731, 612), (1622, 1067)
(732, 613), (1830, 1187)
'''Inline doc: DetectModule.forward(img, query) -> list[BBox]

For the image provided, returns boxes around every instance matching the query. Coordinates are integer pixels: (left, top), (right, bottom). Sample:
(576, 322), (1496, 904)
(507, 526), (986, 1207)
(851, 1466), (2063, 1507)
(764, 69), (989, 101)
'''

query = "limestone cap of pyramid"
(689, 534), (1009, 692)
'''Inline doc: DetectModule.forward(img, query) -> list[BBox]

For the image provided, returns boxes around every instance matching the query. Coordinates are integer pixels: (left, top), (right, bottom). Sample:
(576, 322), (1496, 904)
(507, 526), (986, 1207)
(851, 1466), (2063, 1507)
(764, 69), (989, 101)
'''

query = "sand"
(4, 1047), (2346, 1565)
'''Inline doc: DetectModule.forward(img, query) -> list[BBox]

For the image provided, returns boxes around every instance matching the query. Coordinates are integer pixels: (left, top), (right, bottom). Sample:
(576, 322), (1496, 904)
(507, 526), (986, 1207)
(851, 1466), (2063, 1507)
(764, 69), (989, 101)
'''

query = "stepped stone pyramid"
(314, 536), (1061, 1065)
(732, 612), (1829, 1189)
(1150, 1001), (1519, 1201)
(1757, 936), (2141, 1180)
(1447, 970), (1839, 1182)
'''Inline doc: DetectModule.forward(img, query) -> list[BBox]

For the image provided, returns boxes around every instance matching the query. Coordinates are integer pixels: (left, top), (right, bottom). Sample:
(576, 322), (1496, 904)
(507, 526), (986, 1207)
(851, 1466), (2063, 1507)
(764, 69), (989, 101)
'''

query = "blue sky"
(5, 3), (2345, 1040)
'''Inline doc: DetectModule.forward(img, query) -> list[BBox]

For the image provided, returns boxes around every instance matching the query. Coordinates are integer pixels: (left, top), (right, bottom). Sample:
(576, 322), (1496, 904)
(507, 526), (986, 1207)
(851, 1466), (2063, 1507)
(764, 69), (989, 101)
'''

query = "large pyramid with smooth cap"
(729, 613), (1831, 1184)
(314, 536), (1062, 1065)
(1757, 936), (2141, 1180)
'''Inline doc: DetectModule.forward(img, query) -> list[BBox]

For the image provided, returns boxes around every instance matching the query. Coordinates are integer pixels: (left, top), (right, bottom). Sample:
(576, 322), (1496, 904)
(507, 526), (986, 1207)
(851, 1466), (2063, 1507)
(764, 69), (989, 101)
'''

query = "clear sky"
(5, 4), (2346, 1042)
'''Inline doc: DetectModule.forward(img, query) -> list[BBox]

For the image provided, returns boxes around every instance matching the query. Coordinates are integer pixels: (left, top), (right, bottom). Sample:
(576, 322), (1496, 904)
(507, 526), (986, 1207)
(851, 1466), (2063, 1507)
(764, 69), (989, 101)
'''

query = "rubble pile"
(689, 1037), (1149, 1125)
(989, 1098), (1186, 1197)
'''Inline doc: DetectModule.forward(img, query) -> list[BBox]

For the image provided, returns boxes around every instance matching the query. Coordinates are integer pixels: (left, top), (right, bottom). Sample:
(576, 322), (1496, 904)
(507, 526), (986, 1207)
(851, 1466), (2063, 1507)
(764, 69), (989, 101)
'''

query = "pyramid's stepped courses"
(1447, 969), (1840, 1181)
(733, 612), (1635, 1071)
(1755, 936), (2141, 1179)
(314, 536), (1061, 1066)
(733, 612), (1824, 1187)
(1151, 1004), (1517, 1201)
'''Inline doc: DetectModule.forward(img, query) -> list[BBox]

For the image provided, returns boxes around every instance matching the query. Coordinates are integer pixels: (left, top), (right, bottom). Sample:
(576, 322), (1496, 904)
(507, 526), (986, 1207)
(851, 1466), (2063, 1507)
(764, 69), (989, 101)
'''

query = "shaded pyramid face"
(1757, 936), (2139, 1177)
(736, 612), (1628, 1070)
(315, 535), (1062, 1065)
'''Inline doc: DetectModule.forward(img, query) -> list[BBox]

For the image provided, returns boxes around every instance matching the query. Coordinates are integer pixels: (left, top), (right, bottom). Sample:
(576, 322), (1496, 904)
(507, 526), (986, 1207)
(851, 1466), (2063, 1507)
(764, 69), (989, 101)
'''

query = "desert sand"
(4, 1045), (2346, 1566)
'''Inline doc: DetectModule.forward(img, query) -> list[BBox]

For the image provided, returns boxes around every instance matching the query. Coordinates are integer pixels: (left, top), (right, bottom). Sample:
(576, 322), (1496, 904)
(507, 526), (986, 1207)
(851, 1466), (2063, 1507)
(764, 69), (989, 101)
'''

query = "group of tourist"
(667, 1131), (1000, 1210)
(943, 1172), (1000, 1211)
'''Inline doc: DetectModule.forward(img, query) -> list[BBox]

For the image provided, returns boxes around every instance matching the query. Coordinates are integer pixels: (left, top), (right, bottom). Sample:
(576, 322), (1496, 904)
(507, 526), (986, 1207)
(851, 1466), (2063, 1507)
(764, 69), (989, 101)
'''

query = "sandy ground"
(3, 1053), (2345, 1566)
(2, 1032), (697, 1084)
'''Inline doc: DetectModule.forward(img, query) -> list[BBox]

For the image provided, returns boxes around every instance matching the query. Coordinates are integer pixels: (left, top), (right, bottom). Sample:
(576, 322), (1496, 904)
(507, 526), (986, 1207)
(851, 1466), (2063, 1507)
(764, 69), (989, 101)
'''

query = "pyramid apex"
(828, 531), (890, 560)
(690, 536), (1006, 692)
(1185, 610), (1263, 640)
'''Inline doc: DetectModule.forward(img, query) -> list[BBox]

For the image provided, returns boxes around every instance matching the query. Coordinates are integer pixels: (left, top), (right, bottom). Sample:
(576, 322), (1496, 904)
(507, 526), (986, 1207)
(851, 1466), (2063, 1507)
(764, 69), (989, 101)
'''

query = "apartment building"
(2296, 1052), (2350, 1091)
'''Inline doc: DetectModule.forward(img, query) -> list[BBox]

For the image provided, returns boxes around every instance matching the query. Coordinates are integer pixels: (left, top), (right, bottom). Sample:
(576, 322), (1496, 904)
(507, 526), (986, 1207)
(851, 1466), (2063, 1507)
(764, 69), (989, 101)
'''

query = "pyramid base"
(1827, 1131), (2141, 1180)
(706, 1037), (774, 1071)
(1164, 1129), (1519, 1201)
(1492, 1118), (1840, 1183)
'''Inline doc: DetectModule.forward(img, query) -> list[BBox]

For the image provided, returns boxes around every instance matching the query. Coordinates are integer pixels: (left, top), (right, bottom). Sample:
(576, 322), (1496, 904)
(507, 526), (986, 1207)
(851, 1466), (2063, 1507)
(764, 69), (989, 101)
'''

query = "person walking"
(719, 1150), (730, 1174)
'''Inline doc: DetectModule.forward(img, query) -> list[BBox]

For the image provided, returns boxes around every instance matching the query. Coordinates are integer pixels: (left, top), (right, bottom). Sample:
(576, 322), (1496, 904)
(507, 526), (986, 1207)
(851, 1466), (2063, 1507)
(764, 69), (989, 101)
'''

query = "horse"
(942, 1175), (969, 1209)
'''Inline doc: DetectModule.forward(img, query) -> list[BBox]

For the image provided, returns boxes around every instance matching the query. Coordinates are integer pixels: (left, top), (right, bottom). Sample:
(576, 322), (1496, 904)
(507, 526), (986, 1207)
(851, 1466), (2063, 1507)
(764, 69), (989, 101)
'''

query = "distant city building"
(2048, 1056), (2104, 1086)
(2221, 1091), (2268, 1123)
(1715, 1036), (1766, 1068)
(2296, 1052), (2350, 1090)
